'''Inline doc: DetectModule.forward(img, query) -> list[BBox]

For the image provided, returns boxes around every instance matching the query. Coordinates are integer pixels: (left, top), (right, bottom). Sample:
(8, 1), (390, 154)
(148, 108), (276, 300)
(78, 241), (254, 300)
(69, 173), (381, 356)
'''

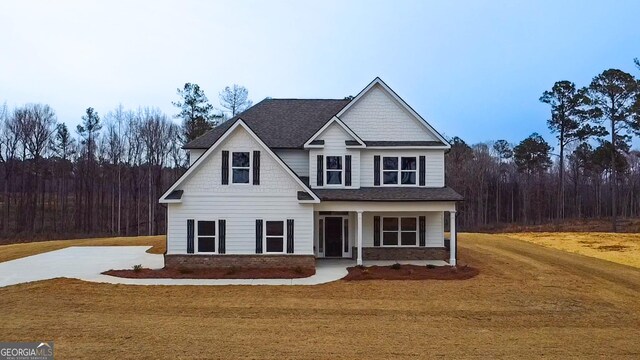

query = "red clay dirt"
(343, 264), (479, 281)
(103, 267), (315, 279)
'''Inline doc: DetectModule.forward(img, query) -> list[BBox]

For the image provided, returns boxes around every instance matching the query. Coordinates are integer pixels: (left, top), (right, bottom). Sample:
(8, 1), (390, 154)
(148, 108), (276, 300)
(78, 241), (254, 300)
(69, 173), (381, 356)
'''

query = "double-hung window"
(232, 152), (251, 184)
(382, 156), (417, 185)
(265, 220), (285, 253)
(326, 156), (343, 185)
(382, 217), (417, 246)
(197, 220), (216, 252)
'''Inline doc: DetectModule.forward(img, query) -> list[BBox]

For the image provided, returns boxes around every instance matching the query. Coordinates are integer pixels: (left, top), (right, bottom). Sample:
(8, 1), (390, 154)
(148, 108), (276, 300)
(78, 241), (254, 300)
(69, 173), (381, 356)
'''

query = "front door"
(324, 217), (343, 257)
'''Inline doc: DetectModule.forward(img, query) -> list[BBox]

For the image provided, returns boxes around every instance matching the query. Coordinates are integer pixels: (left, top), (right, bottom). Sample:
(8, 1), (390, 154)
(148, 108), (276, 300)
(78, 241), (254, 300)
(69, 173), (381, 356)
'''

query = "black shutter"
(286, 219), (294, 253)
(255, 219), (263, 254)
(187, 219), (194, 253)
(253, 150), (260, 185)
(374, 155), (380, 186)
(419, 156), (426, 186)
(345, 155), (352, 186)
(317, 155), (324, 186)
(419, 216), (426, 247)
(221, 150), (229, 185)
(373, 216), (380, 246)
(218, 219), (226, 254)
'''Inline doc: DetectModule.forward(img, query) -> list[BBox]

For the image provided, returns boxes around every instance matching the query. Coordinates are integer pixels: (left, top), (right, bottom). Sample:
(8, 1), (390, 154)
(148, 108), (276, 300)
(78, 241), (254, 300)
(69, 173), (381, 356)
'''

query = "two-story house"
(159, 78), (463, 272)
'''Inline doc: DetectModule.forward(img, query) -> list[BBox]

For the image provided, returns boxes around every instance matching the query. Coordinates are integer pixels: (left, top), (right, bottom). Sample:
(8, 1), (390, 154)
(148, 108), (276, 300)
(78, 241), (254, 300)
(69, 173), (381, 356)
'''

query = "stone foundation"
(352, 247), (449, 261)
(165, 254), (316, 271)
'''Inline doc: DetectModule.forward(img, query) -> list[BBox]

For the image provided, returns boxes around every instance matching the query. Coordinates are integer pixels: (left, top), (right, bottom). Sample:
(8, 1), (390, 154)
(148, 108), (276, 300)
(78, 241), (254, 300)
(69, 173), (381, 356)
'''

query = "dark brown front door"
(324, 217), (343, 257)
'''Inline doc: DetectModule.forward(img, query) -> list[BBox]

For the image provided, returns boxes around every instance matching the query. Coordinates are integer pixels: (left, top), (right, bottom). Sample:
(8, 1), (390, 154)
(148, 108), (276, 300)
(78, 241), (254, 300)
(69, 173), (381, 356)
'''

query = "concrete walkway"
(0, 247), (449, 288)
(0, 247), (349, 287)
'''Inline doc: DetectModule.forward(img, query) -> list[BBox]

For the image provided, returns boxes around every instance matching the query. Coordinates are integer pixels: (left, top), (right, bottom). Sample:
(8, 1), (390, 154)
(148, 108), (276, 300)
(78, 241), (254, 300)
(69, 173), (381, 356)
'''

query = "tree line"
(0, 84), (252, 241)
(447, 60), (640, 231)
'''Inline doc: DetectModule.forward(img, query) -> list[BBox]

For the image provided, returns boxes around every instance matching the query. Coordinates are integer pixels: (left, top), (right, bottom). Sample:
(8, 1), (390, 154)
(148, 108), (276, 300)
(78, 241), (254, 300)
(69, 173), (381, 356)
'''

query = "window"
(382, 217), (417, 246)
(265, 220), (285, 253)
(231, 152), (251, 184)
(382, 156), (417, 185)
(197, 220), (216, 252)
(325, 156), (343, 185)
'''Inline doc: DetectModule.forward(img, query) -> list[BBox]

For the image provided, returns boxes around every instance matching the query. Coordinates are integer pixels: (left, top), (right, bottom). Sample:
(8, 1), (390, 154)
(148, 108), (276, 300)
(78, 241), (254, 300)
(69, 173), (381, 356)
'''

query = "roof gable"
(160, 119), (320, 203)
(337, 78), (450, 147)
(303, 116), (365, 148)
(184, 99), (350, 149)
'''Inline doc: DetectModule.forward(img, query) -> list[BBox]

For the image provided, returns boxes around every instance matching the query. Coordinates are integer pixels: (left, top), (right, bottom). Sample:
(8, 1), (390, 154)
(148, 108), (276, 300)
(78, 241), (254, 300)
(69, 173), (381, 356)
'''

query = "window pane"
(266, 237), (284, 252)
(327, 170), (342, 184)
(401, 157), (417, 170)
(198, 221), (215, 236)
(232, 169), (250, 183)
(383, 171), (398, 184)
(232, 152), (250, 167)
(401, 217), (417, 231)
(266, 221), (284, 236)
(198, 237), (216, 252)
(383, 157), (398, 170)
(319, 219), (324, 252)
(383, 232), (398, 245)
(326, 156), (342, 169)
(383, 217), (398, 231)
(401, 232), (416, 246)
(401, 171), (416, 185)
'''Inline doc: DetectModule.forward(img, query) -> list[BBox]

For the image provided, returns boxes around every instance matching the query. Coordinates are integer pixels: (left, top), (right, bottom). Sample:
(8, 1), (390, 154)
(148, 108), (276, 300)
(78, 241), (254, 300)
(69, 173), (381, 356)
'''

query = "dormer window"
(382, 156), (417, 185)
(326, 156), (343, 185)
(232, 152), (251, 184)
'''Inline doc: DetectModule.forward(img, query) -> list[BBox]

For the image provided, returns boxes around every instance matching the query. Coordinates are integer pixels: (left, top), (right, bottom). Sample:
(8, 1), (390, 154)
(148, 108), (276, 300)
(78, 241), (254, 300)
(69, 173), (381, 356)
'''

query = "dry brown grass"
(2, 233), (640, 359)
(502, 232), (640, 268)
(0, 235), (165, 263)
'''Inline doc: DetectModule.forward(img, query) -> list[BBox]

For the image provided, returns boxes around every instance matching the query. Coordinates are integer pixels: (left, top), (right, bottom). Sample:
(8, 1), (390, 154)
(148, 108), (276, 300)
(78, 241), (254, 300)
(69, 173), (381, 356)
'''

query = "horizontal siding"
(360, 149), (444, 187)
(189, 149), (205, 166)
(340, 84), (439, 141)
(309, 123), (360, 188)
(169, 126), (313, 255)
(274, 149), (309, 177)
(167, 196), (313, 255)
(360, 211), (444, 247)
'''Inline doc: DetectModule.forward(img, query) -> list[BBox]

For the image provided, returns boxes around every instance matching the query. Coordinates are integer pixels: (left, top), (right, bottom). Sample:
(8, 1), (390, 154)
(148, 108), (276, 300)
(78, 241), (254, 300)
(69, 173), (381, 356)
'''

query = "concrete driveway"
(0, 247), (350, 287)
(0, 246), (163, 288)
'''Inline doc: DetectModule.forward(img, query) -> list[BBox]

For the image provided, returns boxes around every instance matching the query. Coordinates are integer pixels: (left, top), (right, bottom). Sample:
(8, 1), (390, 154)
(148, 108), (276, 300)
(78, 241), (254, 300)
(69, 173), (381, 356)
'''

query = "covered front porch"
(313, 201), (458, 266)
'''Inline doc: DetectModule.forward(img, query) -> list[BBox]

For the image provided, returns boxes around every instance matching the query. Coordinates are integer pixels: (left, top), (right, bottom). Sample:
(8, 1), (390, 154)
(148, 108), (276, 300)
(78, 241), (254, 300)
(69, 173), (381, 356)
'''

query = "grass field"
(1, 233), (640, 359)
(503, 232), (640, 268)
(0, 235), (165, 263)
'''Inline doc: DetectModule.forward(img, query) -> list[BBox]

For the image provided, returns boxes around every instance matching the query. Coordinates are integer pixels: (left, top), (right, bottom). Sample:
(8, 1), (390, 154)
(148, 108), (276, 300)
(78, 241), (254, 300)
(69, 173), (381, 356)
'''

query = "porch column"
(449, 210), (457, 266)
(357, 210), (363, 265)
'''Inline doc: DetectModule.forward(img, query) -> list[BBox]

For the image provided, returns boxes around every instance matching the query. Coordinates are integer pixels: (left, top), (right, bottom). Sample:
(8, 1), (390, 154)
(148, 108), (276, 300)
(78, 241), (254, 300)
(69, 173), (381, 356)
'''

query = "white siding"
(189, 149), (205, 166)
(360, 149), (444, 187)
(274, 149), (309, 177)
(361, 211), (444, 247)
(167, 127), (313, 255)
(308, 122), (361, 188)
(340, 84), (439, 141)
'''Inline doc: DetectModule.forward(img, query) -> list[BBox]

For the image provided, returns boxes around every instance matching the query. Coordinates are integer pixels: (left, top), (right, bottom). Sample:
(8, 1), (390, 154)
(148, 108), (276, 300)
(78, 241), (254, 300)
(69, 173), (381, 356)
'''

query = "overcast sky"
(1, 0), (638, 145)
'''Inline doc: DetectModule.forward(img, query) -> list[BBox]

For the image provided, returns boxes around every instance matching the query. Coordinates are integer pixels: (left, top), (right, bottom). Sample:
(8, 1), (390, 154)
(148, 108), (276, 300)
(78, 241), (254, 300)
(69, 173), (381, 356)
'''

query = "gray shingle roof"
(165, 190), (183, 200)
(365, 141), (444, 146)
(184, 98), (351, 149)
(310, 187), (463, 201)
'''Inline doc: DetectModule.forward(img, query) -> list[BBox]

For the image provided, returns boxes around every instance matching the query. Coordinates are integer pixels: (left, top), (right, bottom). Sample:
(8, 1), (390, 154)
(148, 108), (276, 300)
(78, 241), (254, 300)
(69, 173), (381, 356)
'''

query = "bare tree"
(219, 84), (253, 118)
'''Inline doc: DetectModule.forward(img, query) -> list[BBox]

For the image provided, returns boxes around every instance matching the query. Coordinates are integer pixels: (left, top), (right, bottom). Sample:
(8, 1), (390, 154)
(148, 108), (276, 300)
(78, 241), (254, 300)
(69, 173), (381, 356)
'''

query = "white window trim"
(230, 151), (253, 185)
(380, 156), (418, 187)
(381, 216), (419, 247)
(195, 219), (217, 254)
(263, 219), (287, 254)
(324, 155), (345, 187)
